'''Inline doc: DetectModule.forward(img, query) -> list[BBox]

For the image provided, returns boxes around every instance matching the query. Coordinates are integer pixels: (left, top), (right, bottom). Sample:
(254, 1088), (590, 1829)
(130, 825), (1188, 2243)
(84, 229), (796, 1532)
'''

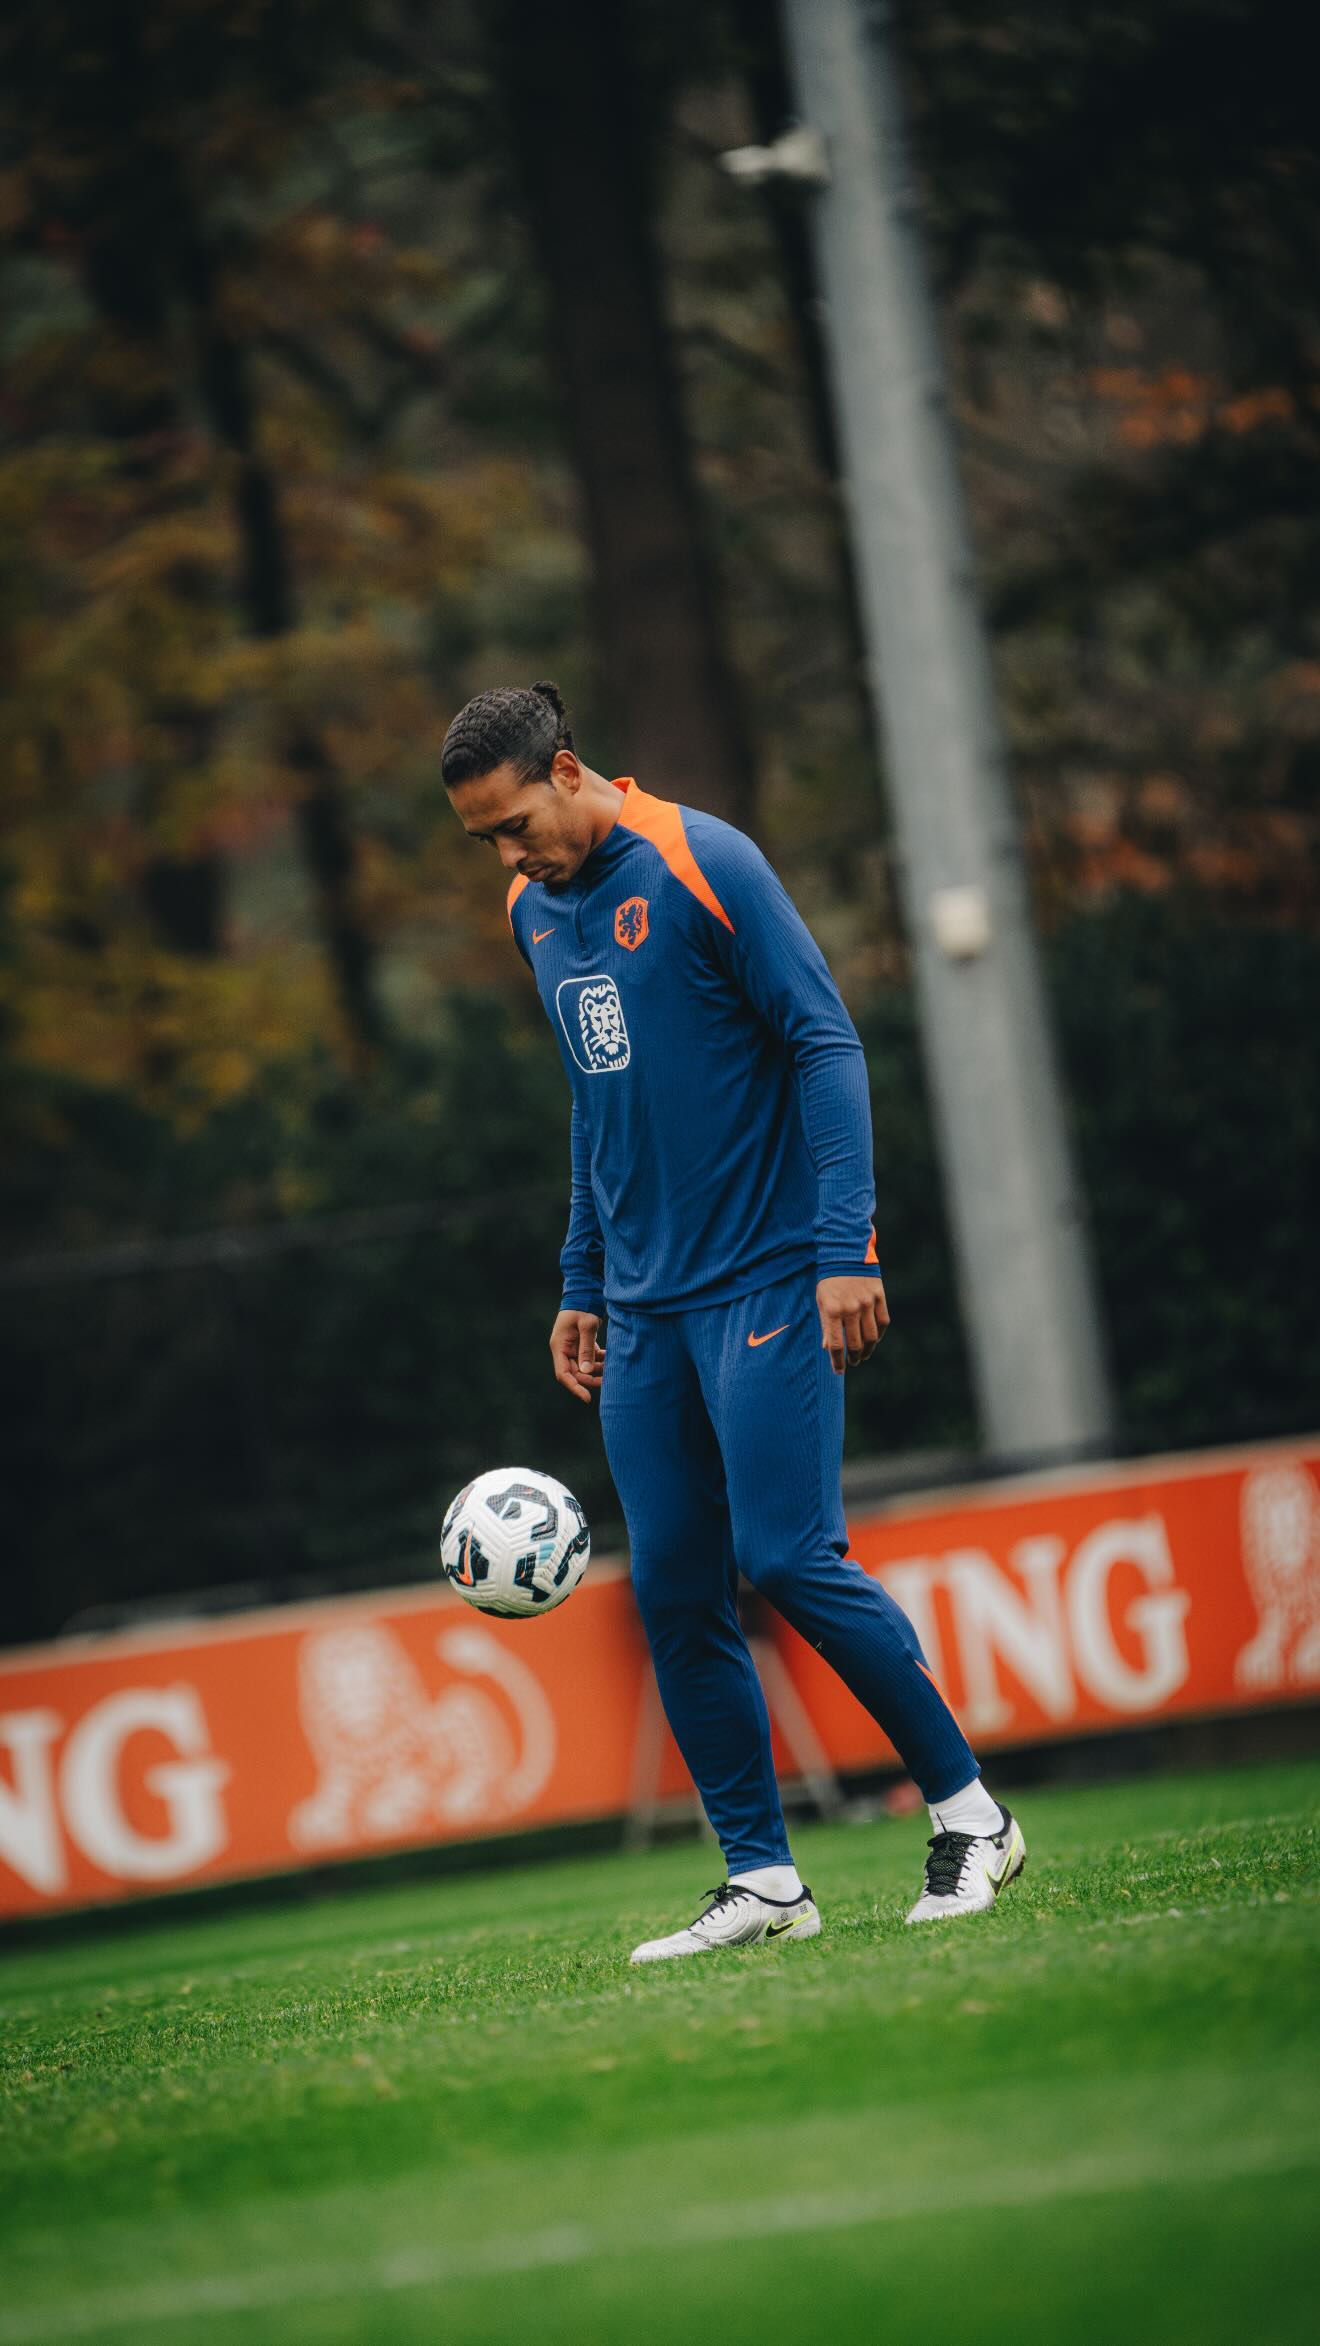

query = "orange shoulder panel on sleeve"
(506, 873), (529, 930)
(616, 785), (734, 932)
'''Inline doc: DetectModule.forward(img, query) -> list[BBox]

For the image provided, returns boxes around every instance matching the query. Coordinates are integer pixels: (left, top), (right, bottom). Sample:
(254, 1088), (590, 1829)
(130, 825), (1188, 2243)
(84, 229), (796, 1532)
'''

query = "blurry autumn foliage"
(1, 0), (1317, 1633)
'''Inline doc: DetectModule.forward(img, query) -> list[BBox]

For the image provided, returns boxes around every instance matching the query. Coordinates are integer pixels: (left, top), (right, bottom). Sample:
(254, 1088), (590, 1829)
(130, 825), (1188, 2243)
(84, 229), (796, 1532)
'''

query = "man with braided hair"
(443, 681), (1025, 1956)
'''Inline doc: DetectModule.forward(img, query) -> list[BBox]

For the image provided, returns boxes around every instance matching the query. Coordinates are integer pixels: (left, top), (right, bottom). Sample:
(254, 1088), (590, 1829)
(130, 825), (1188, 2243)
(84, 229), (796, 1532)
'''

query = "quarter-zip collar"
(558, 777), (637, 898)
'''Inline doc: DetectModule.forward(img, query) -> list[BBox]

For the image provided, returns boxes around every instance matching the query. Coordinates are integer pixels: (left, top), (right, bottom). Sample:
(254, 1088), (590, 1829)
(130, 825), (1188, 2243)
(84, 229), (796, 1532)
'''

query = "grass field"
(1, 1758), (1317, 2345)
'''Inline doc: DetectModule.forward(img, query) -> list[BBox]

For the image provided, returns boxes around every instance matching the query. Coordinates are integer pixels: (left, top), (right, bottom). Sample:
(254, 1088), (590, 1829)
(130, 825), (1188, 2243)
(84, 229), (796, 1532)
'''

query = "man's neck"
(581, 766), (631, 852)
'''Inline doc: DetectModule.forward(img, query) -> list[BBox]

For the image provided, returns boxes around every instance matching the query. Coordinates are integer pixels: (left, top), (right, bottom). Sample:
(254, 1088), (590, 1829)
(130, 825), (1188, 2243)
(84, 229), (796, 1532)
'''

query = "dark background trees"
(2, 0), (1316, 1643)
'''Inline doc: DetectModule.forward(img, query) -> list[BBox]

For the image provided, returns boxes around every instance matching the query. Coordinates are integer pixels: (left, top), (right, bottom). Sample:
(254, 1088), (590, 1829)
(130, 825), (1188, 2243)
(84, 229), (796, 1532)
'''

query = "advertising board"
(3, 1437), (1316, 1918)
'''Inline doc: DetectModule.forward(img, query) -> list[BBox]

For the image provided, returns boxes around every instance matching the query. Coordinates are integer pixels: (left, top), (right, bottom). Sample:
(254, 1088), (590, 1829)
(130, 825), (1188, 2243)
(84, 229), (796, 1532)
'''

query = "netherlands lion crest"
(614, 895), (650, 951)
(555, 973), (631, 1072)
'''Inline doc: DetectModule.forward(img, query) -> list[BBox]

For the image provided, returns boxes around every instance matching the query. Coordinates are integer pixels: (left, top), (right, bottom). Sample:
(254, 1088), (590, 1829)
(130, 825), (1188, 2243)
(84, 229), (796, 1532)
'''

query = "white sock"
(928, 1779), (1003, 1838)
(728, 1863), (804, 1903)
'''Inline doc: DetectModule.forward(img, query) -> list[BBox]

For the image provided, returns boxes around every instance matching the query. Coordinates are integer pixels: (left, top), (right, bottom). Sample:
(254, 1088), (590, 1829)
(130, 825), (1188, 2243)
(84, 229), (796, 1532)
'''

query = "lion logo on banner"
(614, 896), (649, 951)
(1234, 1459), (1320, 1691)
(288, 1620), (556, 1851)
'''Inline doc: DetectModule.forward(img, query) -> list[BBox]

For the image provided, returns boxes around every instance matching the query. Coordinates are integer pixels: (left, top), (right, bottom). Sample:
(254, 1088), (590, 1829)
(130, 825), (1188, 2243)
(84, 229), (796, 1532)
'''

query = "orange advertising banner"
(0, 1576), (659, 1922)
(776, 1435), (1320, 1773)
(2, 1436), (1317, 1919)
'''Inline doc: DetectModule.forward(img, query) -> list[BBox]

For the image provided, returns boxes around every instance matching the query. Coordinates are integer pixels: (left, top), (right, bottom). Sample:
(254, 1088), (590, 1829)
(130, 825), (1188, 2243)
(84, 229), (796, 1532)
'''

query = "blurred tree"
(488, 0), (759, 827)
(1, 3), (378, 1078)
(187, 224), (385, 1058)
(891, 0), (1320, 923)
(73, 113), (227, 972)
(0, 0), (547, 1104)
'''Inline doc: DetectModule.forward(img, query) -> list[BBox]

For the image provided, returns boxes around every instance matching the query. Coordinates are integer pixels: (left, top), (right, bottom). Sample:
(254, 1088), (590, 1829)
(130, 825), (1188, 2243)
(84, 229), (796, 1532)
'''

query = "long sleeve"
(559, 1097), (608, 1313)
(695, 821), (882, 1281)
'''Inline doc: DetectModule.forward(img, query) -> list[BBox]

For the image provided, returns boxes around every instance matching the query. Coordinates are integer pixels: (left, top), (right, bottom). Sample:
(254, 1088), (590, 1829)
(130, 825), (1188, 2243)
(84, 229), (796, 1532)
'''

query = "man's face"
(448, 752), (593, 892)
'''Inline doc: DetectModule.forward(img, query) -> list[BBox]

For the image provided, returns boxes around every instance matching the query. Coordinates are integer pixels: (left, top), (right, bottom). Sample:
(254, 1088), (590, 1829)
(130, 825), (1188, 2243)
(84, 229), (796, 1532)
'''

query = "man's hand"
(817, 1274), (889, 1374)
(551, 1309), (606, 1403)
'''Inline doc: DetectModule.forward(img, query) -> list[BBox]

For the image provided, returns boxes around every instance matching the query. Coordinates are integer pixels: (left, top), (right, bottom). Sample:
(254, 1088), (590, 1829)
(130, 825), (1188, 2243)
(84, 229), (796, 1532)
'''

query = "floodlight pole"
(773, 0), (1115, 1460)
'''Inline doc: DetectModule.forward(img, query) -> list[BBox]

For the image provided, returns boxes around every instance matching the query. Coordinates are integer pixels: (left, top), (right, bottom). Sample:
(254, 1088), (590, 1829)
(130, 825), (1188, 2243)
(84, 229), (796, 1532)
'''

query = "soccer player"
(443, 680), (1025, 1959)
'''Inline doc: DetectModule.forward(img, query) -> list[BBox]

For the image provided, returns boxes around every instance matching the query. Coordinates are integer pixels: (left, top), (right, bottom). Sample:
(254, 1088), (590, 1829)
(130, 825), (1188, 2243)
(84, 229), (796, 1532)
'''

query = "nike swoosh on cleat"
(989, 1829), (1025, 1891)
(532, 928), (554, 944)
(747, 1324), (790, 1348)
(764, 1916), (804, 1938)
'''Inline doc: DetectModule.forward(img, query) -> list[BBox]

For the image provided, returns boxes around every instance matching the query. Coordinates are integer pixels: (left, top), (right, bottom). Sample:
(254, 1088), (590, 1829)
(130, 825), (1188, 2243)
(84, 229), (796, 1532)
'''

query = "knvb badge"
(556, 974), (631, 1073)
(614, 896), (649, 951)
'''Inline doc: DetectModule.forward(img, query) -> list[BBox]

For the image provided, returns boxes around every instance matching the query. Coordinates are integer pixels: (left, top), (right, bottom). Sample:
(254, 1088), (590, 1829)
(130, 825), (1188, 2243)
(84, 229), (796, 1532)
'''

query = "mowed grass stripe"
(4, 2062), (1312, 2307)
(1, 2126), (1316, 2344)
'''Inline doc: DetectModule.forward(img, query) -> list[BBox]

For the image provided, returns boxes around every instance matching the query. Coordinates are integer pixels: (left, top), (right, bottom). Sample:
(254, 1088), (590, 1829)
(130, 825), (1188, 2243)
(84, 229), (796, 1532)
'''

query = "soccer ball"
(440, 1467), (591, 1619)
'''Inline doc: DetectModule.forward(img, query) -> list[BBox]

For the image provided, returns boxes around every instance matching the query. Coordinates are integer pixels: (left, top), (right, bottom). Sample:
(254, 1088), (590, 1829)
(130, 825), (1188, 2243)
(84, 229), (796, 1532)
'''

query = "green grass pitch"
(1, 1758), (1316, 2345)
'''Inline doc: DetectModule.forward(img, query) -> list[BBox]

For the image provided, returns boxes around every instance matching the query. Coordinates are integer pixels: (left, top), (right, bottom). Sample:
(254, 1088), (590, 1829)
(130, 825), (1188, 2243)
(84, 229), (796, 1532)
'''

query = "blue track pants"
(599, 1268), (979, 1874)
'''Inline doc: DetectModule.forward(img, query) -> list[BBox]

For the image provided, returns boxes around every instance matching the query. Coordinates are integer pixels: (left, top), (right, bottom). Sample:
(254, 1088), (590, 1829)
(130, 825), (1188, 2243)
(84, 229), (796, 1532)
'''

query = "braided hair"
(441, 681), (575, 789)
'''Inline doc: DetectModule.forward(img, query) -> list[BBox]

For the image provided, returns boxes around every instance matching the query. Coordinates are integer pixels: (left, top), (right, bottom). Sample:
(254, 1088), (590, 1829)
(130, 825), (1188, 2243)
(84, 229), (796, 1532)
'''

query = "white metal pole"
(779, 0), (1115, 1459)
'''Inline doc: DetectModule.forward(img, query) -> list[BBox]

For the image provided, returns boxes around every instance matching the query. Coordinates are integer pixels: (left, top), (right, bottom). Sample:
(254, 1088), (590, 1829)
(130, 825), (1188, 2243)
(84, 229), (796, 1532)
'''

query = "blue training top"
(508, 778), (882, 1315)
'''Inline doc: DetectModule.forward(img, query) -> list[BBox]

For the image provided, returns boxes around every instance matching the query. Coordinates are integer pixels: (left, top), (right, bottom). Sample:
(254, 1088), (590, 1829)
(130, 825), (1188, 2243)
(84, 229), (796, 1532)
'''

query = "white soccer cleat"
(629, 1881), (821, 1964)
(905, 1807), (1026, 1924)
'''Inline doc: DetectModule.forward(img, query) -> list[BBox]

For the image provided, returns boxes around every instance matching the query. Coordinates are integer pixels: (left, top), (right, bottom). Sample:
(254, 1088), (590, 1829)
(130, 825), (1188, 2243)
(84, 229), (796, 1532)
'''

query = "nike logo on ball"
(747, 1324), (790, 1348)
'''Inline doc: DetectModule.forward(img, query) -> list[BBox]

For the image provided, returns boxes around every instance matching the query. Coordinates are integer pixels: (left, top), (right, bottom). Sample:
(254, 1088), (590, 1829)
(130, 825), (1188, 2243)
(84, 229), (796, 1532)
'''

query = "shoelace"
(922, 1830), (978, 1896)
(698, 1882), (752, 1918)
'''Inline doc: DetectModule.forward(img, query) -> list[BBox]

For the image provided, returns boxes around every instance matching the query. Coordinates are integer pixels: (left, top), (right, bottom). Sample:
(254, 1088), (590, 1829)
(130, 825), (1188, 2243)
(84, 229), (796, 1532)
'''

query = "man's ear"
(550, 748), (582, 792)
